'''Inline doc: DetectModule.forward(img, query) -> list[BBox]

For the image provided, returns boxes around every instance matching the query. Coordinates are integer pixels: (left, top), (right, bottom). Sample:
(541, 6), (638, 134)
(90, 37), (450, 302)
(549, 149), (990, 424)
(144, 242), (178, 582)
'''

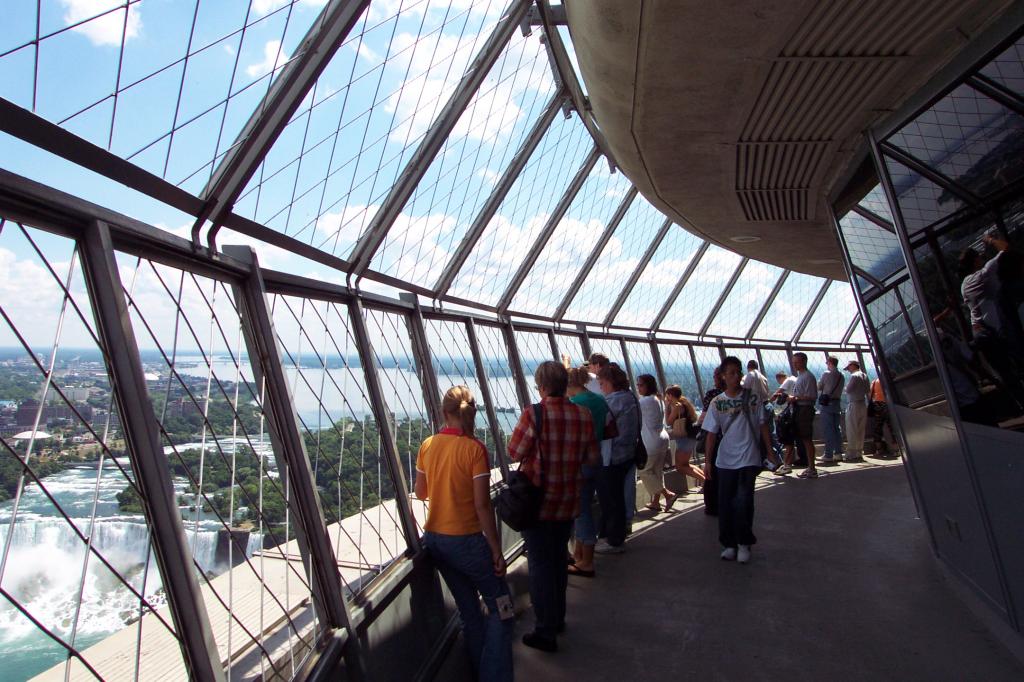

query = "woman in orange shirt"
(415, 386), (512, 682)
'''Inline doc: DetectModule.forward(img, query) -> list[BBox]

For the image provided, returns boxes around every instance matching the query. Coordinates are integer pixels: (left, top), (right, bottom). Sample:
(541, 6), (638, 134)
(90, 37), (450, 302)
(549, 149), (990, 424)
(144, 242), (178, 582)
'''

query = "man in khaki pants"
(843, 360), (869, 462)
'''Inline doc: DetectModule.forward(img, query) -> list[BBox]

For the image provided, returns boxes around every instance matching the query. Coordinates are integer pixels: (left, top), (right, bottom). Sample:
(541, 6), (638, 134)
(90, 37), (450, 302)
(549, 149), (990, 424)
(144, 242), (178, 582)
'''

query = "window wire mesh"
(759, 349), (793, 387)
(753, 272), (823, 341)
(509, 163), (634, 317)
(562, 197), (667, 322)
(269, 294), (409, 596)
(865, 288), (923, 377)
(360, 308), (431, 537)
(849, 321), (868, 345)
(705, 262), (784, 338)
(233, 1), (506, 257)
(659, 245), (742, 333)
(0, 221), (180, 681)
(117, 254), (320, 680)
(613, 225), (704, 328)
(838, 210), (904, 282)
(555, 333), (586, 367)
(449, 113), (595, 306)
(624, 341), (657, 383)
(513, 330), (556, 403)
(858, 184), (895, 224)
(691, 346), (723, 408)
(472, 324), (522, 444)
(657, 343), (701, 408)
(370, 25), (556, 287)
(799, 280), (857, 345)
(981, 36), (1024, 97)
(423, 318), (497, 466)
(883, 156), (966, 235)
(587, 337), (623, 370)
(0, 1), (326, 193)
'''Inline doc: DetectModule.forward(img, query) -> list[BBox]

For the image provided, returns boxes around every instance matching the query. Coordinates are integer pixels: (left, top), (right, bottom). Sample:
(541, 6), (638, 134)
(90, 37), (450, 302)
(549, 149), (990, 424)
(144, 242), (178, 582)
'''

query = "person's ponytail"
(442, 385), (477, 435)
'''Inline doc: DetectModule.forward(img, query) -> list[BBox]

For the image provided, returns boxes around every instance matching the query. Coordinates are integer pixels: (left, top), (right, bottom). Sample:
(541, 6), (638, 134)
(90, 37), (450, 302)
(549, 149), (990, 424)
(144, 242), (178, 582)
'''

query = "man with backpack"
(702, 356), (773, 564)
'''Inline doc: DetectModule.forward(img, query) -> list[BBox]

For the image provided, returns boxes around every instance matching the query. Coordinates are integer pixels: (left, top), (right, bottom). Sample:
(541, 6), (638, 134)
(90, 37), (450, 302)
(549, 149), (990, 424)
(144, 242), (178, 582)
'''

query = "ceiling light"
(729, 235), (761, 243)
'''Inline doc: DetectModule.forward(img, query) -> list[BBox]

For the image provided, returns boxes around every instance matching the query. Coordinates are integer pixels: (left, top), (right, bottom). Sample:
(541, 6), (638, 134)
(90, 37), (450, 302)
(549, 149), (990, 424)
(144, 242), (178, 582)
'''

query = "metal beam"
(546, 328), (560, 361)
(79, 221), (223, 682)
(849, 204), (896, 233)
(968, 74), (1024, 120)
(466, 319), (510, 481)
(434, 90), (566, 298)
(603, 218), (674, 327)
(698, 258), (749, 337)
(197, 0), (371, 246)
(791, 279), (831, 344)
(225, 246), (367, 677)
(652, 241), (710, 331)
(578, 323), (593, 360)
(502, 322), (533, 408)
(649, 338), (668, 394)
(400, 293), (443, 429)
(553, 186), (638, 320)
(689, 344), (705, 397)
(879, 142), (981, 207)
(346, 299), (422, 552)
(841, 311), (860, 346)
(745, 269), (790, 340)
(497, 146), (601, 312)
(348, 0), (534, 280)
(618, 337), (635, 387)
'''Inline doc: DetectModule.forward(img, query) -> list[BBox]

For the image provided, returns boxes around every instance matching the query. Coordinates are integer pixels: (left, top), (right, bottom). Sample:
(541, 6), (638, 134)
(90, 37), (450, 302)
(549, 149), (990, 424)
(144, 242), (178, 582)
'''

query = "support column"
(401, 294), (443, 429)
(80, 221), (224, 682)
(792, 279), (831, 344)
(467, 319), (510, 480)
(650, 338), (668, 393)
(603, 218), (673, 327)
(502, 322), (532, 408)
(698, 258), (749, 336)
(653, 241), (710, 331)
(745, 270), (790, 340)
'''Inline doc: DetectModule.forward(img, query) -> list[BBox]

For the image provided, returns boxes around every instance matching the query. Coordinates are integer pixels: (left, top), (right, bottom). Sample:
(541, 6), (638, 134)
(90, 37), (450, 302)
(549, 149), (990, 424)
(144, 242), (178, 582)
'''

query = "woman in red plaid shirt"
(508, 361), (600, 653)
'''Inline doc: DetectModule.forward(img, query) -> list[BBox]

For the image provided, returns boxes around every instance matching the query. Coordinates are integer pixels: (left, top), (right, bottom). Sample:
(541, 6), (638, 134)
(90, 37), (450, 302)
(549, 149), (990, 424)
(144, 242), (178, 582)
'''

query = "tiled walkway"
(508, 460), (1024, 681)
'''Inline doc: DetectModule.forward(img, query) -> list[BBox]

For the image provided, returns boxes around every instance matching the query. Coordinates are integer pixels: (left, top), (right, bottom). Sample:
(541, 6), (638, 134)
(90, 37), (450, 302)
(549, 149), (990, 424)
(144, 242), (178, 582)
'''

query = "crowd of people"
(413, 350), (897, 679)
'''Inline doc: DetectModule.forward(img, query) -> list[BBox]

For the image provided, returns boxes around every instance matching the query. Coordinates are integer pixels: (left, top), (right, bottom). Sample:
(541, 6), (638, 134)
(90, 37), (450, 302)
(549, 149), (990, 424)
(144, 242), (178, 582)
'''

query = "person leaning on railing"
(415, 386), (513, 682)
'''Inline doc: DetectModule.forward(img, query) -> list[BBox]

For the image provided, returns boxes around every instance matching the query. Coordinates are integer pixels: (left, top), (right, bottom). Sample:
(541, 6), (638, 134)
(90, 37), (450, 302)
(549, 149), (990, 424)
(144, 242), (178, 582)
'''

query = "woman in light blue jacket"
(594, 363), (639, 554)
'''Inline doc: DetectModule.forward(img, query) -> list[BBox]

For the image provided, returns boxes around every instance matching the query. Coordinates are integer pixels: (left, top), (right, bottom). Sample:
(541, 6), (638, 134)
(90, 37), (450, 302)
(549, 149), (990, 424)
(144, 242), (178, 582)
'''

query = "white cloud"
(62, 0), (142, 48)
(246, 39), (290, 79)
(252, 0), (327, 16)
(477, 168), (499, 185)
(223, 43), (236, 57)
(351, 41), (382, 65)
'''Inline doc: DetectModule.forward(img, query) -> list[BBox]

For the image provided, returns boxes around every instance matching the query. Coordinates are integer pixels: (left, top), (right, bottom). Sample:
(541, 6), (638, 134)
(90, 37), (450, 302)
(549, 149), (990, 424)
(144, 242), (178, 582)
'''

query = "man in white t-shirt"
(742, 360), (771, 402)
(702, 356), (773, 565)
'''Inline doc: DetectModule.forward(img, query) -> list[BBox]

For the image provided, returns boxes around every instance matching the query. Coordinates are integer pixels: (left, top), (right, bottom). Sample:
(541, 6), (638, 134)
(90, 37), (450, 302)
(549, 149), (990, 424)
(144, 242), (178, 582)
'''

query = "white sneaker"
(737, 545), (751, 564)
(720, 547), (737, 561)
(594, 540), (625, 555)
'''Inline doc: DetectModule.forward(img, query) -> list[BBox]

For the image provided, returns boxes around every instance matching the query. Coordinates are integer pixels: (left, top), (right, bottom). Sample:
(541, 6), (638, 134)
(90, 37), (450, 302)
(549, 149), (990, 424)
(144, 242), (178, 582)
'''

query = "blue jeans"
(819, 405), (842, 458)
(522, 520), (574, 638)
(423, 532), (513, 682)
(764, 403), (782, 460)
(575, 465), (598, 545)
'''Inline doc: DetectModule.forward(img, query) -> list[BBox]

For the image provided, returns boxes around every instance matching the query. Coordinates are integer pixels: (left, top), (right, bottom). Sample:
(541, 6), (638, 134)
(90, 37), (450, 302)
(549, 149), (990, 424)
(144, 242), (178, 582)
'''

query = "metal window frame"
(498, 145), (602, 312)
(401, 293), (443, 428)
(603, 218), (674, 327)
(652, 241), (710, 331)
(466, 318), (511, 480)
(791, 278), (832, 344)
(433, 90), (567, 298)
(698, 257), (749, 337)
(502, 321), (533, 408)
(745, 269), (790, 340)
(198, 0), (372, 248)
(347, 0), (535, 281)
(552, 186), (638, 320)
(878, 142), (981, 207)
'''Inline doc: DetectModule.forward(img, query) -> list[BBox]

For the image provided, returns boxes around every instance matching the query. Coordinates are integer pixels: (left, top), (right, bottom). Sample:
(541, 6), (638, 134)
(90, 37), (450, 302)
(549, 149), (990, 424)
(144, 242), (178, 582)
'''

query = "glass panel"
(839, 210), (904, 281)
(753, 272), (823, 341)
(371, 26), (557, 287)
(510, 165), (634, 317)
(0, 223), (180, 680)
(884, 156), (966, 234)
(657, 343), (701, 407)
(799, 280), (857, 344)
(555, 333), (586, 367)
(270, 294), (411, 594)
(865, 288), (925, 379)
(849, 321), (869, 345)
(705, 262), (784, 338)
(613, 226), (704, 328)
(624, 341), (657, 383)
(692, 346), (723, 410)
(473, 324), (522, 444)
(659, 245), (743, 333)
(448, 114), (594, 306)
(562, 198), (667, 322)
(981, 37), (1024, 96)
(889, 83), (1024, 200)
(235, 1), (507, 255)
(760, 348), (794, 388)
(858, 184), (895, 225)
(587, 337), (623, 368)
(512, 330), (555, 403)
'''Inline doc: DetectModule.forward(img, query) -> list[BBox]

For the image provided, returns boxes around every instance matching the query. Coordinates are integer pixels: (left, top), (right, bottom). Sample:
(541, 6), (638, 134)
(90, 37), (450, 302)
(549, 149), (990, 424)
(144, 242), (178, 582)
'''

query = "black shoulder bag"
(496, 403), (545, 531)
(631, 393), (648, 469)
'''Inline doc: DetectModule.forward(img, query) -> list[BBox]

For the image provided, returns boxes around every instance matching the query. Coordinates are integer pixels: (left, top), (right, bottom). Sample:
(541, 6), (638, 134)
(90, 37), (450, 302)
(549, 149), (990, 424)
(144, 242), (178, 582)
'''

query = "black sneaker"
(522, 632), (557, 652)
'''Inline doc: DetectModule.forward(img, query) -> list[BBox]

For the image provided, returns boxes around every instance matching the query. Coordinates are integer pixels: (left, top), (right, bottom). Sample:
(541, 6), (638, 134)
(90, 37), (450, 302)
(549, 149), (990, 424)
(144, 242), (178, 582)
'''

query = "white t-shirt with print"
(701, 390), (765, 470)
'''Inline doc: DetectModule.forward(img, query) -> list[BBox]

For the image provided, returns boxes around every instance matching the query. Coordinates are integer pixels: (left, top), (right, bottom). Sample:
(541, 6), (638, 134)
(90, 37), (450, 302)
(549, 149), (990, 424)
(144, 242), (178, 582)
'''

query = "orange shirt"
(870, 378), (887, 403)
(416, 428), (490, 535)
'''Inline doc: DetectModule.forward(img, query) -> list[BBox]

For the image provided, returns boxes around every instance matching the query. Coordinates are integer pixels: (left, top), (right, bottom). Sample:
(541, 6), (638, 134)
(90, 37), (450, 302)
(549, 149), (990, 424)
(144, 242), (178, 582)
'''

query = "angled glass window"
(865, 288), (925, 377)
(449, 114), (594, 306)
(838, 210), (904, 282)
(232, 1), (506, 254)
(692, 346), (724, 405)
(981, 37), (1024, 97)
(753, 272), (823, 341)
(723, 347), (755, 367)
(857, 184), (895, 224)
(657, 343), (701, 407)
(0, 1), (326, 190)
(513, 329), (556, 403)
(562, 197), (667, 322)
(473, 323), (523, 441)
(587, 337), (624, 367)
(510, 164), (633, 316)
(555, 332), (586, 366)
(659, 245), (743, 333)
(705, 262), (784, 338)
(370, 26), (557, 287)
(759, 348), (793, 385)
(888, 83), (1024, 200)
(799, 280), (857, 344)
(613, 225), (704, 328)
(624, 340), (657, 382)
(883, 156), (966, 234)
(849, 321), (869, 345)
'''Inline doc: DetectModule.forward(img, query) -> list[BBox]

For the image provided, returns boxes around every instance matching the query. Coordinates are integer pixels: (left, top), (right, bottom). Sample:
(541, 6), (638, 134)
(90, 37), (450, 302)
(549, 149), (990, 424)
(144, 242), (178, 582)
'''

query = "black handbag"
(632, 394), (648, 469)
(496, 404), (545, 531)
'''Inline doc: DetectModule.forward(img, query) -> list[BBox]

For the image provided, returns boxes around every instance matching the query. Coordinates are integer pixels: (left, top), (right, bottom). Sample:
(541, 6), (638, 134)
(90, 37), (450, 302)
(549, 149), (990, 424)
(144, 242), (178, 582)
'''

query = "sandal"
(567, 564), (595, 578)
(643, 502), (662, 512)
(663, 492), (678, 510)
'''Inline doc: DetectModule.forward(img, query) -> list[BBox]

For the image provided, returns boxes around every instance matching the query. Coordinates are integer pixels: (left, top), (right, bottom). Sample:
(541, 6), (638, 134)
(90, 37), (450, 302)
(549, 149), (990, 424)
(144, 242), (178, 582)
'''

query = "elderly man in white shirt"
(843, 360), (870, 462)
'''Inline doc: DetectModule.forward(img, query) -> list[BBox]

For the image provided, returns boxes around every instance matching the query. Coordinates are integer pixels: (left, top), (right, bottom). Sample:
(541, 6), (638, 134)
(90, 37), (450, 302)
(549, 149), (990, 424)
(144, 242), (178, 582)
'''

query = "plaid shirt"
(507, 396), (597, 521)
